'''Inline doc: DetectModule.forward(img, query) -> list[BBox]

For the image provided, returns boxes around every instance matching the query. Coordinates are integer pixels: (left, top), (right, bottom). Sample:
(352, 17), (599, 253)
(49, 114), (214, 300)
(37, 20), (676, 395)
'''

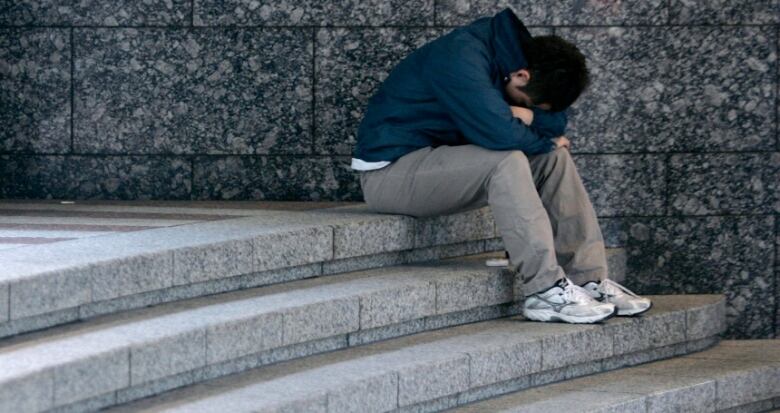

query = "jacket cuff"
(530, 107), (567, 138)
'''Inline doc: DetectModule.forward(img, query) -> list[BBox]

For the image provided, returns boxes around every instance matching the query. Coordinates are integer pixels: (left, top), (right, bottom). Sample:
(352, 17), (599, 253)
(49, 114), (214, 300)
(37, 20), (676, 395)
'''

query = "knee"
(495, 150), (531, 173)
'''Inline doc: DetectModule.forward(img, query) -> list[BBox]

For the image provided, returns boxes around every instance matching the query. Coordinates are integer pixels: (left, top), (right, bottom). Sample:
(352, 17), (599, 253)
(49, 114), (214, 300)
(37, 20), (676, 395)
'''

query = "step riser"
(0, 237), (492, 339)
(36, 296), (724, 413)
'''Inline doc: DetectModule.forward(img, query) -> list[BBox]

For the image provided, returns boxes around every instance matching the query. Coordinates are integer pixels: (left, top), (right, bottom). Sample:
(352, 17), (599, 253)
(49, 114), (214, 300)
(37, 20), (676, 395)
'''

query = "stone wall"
(0, 1), (777, 338)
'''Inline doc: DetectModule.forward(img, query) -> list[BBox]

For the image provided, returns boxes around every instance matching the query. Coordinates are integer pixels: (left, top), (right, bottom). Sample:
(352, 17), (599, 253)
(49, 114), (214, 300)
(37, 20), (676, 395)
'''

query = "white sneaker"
(581, 279), (652, 316)
(523, 277), (617, 324)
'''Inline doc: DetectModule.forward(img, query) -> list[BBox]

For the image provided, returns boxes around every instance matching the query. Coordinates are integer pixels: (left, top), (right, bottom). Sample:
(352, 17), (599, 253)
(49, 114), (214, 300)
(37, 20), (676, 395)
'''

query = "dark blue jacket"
(352, 7), (566, 164)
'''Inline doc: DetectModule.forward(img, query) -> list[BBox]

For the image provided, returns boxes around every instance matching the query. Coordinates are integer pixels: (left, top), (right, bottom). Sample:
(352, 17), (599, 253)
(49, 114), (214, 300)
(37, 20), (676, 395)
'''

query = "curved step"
(0, 205), (506, 337)
(449, 340), (780, 413)
(55, 293), (725, 413)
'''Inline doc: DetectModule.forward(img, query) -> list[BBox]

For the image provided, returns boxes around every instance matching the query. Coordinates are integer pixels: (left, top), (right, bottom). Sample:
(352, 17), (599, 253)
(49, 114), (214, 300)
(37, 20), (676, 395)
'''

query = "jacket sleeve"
(531, 107), (567, 139)
(424, 39), (556, 155)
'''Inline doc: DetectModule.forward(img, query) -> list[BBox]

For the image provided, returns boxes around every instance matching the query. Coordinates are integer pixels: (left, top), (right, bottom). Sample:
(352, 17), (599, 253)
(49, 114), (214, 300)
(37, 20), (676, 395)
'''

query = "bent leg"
(526, 147), (609, 285)
(359, 144), (565, 297)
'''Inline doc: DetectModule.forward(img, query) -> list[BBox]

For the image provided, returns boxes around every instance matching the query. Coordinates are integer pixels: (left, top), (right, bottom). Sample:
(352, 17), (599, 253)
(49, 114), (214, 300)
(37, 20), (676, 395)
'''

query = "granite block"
(0, 370), (54, 413)
(467, 338), (543, 388)
(173, 238), (253, 285)
(74, 28), (312, 155)
(359, 280), (436, 329)
(607, 309), (686, 356)
(451, 388), (644, 413)
(323, 250), (406, 276)
(529, 360), (604, 387)
(456, 375), (532, 406)
(424, 304), (515, 331)
(669, 0), (780, 24)
(668, 153), (780, 215)
(686, 298), (727, 340)
(685, 340), (780, 363)
(0, 28), (70, 154)
(9, 270), (91, 320)
(324, 369), (398, 413)
(282, 296), (360, 344)
(435, 0), (667, 25)
(402, 240), (486, 263)
(315, 27), (445, 155)
(0, 283), (8, 323)
(0, 308), (79, 339)
(89, 252), (174, 301)
(0, 0), (191, 25)
(540, 326), (613, 370)
(349, 318), (428, 346)
(192, 155), (361, 201)
(0, 155), (192, 199)
(483, 237), (504, 252)
(560, 27), (776, 153)
(622, 215), (775, 338)
(434, 268), (513, 314)
(713, 364), (780, 410)
(573, 154), (666, 216)
(205, 312), (284, 364)
(605, 248), (627, 283)
(396, 353), (470, 406)
(414, 207), (495, 248)
(253, 226), (333, 273)
(600, 217), (631, 248)
(331, 216), (415, 259)
(194, 0), (434, 26)
(52, 348), (129, 406)
(129, 329), (207, 385)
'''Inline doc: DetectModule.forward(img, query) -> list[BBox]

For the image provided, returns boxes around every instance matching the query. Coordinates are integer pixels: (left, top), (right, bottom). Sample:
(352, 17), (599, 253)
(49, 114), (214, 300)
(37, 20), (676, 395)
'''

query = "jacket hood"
(489, 7), (533, 82)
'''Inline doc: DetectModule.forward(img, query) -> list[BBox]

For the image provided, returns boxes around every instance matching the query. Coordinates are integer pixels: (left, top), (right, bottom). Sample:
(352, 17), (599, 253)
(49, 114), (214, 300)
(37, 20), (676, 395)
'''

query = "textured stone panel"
(74, 28), (312, 155)
(623, 215), (775, 339)
(89, 252), (174, 301)
(194, 0), (434, 26)
(253, 226), (333, 273)
(9, 270), (91, 319)
(573, 154), (666, 216)
(0, 29), (70, 153)
(560, 27), (776, 153)
(0, 0), (191, 25)
(52, 348), (129, 406)
(359, 280), (436, 330)
(435, 0), (667, 25)
(192, 155), (360, 201)
(331, 215), (416, 259)
(315, 27), (445, 155)
(669, 0), (780, 24)
(205, 312), (284, 364)
(130, 329), (207, 385)
(668, 152), (780, 215)
(282, 297), (360, 344)
(415, 207), (496, 248)
(174, 239), (253, 285)
(0, 155), (192, 199)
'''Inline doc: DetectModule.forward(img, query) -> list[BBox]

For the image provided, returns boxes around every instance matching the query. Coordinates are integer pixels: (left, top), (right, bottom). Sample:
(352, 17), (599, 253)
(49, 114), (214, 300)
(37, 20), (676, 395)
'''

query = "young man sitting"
(351, 7), (651, 323)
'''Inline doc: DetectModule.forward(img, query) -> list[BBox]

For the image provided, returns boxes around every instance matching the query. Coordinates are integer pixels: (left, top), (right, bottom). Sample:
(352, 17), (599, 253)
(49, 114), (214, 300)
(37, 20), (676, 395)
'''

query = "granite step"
(0, 205), (511, 338)
(78, 293), (723, 413)
(448, 340), (780, 413)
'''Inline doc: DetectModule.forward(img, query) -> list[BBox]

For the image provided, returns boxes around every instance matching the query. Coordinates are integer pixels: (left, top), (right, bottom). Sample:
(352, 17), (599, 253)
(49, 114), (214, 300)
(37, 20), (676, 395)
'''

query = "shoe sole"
(523, 307), (617, 324)
(616, 300), (653, 316)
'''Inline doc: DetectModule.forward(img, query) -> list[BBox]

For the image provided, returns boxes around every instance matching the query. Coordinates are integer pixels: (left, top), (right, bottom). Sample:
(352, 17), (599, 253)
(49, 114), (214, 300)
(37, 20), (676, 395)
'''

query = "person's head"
(504, 35), (590, 112)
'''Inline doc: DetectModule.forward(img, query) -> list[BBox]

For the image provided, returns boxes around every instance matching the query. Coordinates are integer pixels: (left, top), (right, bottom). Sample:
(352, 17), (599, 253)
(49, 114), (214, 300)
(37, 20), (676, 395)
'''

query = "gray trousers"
(359, 144), (608, 297)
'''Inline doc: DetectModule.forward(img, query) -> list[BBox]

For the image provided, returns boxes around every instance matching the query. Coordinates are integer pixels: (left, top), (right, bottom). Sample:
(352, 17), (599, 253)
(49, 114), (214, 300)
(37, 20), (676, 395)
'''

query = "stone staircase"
(0, 203), (776, 412)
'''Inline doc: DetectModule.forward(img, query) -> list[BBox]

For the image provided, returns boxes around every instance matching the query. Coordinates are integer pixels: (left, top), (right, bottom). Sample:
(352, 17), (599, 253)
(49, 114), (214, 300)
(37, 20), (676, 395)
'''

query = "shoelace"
(599, 278), (641, 298)
(561, 277), (599, 304)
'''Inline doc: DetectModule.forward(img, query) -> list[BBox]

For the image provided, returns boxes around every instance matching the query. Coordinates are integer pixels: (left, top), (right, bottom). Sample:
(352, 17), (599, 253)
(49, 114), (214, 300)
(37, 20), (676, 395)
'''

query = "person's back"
(352, 8), (562, 171)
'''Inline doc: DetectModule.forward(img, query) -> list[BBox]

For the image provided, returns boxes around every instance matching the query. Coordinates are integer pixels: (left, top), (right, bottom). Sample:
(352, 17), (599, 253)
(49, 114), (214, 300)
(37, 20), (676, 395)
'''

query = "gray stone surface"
(396, 352), (471, 407)
(252, 226), (333, 273)
(195, 0), (434, 26)
(1, 155), (193, 199)
(359, 278), (436, 329)
(559, 26), (776, 154)
(90, 251), (174, 301)
(574, 154), (666, 216)
(74, 28), (312, 155)
(668, 152), (780, 215)
(435, 266), (513, 314)
(414, 207), (496, 248)
(0, 283), (8, 323)
(0, 0), (191, 25)
(436, 0), (667, 25)
(129, 329), (207, 385)
(52, 348), (129, 406)
(282, 296), (360, 344)
(173, 238), (253, 285)
(205, 311), (284, 364)
(191, 155), (361, 201)
(315, 27), (446, 155)
(9, 269), (91, 320)
(0, 28), (70, 154)
(622, 215), (775, 338)
(669, 0), (780, 24)
(331, 215), (416, 259)
(607, 306), (686, 355)
(0, 371), (54, 413)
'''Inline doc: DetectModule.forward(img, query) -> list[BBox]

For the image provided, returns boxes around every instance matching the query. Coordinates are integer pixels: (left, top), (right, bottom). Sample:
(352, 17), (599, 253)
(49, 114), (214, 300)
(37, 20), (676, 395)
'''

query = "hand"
(509, 106), (533, 125)
(551, 136), (570, 150)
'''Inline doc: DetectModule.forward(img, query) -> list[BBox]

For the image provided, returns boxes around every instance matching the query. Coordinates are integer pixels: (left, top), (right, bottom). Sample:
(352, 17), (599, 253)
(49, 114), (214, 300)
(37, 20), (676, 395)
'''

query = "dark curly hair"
(520, 35), (590, 112)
